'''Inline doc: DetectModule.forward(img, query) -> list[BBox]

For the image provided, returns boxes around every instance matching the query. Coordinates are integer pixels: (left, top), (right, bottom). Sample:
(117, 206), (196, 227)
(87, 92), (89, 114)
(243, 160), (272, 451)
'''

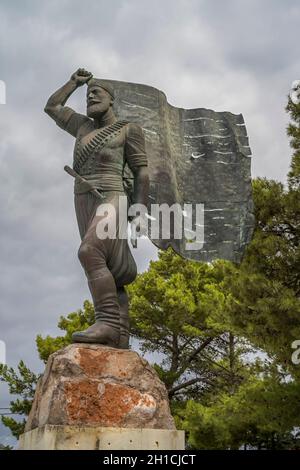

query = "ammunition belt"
(73, 120), (128, 173)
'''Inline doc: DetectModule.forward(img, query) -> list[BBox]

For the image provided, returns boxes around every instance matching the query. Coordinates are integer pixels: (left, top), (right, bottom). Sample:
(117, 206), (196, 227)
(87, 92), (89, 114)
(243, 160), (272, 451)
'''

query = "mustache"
(87, 100), (102, 105)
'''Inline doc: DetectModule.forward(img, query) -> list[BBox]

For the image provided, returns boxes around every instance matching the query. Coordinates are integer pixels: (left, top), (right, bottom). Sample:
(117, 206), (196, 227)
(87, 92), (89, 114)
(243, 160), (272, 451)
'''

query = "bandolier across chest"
(73, 120), (129, 175)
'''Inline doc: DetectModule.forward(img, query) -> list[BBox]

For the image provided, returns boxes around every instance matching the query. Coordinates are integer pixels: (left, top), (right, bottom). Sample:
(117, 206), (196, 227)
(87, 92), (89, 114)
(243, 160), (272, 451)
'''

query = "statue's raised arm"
(44, 68), (93, 137)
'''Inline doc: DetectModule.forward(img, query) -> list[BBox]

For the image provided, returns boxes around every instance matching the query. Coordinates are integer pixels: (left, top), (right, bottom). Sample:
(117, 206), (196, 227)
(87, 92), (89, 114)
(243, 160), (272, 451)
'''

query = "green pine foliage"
(184, 374), (300, 450)
(36, 300), (95, 362)
(127, 251), (253, 398)
(0, 362), (39, 438)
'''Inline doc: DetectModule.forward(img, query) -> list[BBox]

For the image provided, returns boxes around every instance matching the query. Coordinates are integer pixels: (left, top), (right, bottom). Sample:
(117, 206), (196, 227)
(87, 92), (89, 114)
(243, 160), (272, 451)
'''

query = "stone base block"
(19, 425), (185, 450)
(26, 344), (175, 431)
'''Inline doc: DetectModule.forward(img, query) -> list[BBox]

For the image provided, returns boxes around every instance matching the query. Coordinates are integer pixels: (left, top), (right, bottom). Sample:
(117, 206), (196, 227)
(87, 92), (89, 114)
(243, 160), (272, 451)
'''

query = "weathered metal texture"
(103, 79), (254, 263)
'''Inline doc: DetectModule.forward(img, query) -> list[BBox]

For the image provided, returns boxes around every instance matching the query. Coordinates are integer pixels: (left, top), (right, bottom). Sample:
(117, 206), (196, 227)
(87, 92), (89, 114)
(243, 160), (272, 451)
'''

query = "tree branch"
(177, 337), (214, 376)
(168, 376), (214, 398)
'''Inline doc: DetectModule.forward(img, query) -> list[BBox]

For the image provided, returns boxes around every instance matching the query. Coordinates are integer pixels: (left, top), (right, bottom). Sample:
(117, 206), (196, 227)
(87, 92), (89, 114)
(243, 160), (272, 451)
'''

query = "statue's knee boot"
(117, 288), (130, 349)
(73, 241), (120, 346)
(94, 285), (120, 346)
(72, 281), (120, 347)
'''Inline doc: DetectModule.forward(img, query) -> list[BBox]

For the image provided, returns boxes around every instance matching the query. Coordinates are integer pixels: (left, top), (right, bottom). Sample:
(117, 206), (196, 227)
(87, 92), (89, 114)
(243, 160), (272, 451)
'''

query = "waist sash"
(74, 173), (125, 194)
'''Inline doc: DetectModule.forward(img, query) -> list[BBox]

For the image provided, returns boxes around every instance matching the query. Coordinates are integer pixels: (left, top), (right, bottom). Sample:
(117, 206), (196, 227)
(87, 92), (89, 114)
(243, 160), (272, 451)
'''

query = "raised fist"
(71, 68), (93, 86)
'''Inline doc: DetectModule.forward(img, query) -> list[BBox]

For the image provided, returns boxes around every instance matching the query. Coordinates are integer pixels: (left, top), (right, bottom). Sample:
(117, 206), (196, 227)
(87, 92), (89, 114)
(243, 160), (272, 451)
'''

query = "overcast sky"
(0, 0), (299, 445)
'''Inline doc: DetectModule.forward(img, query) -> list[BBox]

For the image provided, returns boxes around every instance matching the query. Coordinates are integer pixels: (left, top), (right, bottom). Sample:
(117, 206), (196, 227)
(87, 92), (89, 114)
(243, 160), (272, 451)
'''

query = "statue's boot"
(72, 278), (120, 347)
(73, 288), (129, 348)
(72, 321), (120, 347)
(117, 287), (130, 349)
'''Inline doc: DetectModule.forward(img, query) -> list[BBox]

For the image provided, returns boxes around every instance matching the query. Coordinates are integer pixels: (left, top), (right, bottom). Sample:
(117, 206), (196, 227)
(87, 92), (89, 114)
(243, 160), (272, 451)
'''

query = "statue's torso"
(74, 120), (126, 178)
(55, 107), (147, 197)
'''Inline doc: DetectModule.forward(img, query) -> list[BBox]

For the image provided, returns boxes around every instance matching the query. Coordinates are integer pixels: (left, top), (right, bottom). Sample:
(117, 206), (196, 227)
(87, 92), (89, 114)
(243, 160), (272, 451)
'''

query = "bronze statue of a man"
(44, 68), (149, 349)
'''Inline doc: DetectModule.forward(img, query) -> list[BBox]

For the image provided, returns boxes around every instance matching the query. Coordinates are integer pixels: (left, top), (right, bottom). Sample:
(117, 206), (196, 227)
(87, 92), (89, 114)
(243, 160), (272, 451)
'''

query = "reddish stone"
(25, 344), (175, 431)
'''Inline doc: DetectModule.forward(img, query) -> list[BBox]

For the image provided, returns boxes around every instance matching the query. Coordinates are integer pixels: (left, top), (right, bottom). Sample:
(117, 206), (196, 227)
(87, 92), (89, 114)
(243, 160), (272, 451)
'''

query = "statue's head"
(86, 79), (114, 118)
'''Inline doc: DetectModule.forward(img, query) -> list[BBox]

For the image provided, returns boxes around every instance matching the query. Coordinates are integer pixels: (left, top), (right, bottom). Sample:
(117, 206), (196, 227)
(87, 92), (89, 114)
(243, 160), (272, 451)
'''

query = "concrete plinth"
(19, 425), (185, 450)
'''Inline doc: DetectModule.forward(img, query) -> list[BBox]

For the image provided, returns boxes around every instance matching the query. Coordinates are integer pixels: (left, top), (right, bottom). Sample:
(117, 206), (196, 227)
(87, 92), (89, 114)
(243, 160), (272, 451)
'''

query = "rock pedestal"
(19, 344), (184, 450)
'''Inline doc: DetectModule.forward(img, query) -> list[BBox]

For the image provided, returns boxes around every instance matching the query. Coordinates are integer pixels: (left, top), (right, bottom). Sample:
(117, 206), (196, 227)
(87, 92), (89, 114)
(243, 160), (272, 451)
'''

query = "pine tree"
(0, 362), (39, 438)
(127, 249), (253, 399)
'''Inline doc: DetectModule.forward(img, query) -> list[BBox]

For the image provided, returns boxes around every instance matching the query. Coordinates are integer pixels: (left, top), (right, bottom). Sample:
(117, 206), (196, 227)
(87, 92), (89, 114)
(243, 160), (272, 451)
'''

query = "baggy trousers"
(75, 191), (137, 336)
